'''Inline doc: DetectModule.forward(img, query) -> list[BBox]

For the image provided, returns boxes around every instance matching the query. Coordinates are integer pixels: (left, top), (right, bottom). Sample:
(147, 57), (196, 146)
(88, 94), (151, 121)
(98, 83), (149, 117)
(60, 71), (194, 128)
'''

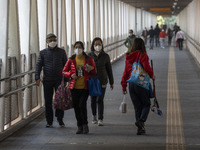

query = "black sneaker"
(76, 126), (83, 134)
(46, 123), (53, 128)
(57, 119), (65, 127)
(83, 124), (89, 134)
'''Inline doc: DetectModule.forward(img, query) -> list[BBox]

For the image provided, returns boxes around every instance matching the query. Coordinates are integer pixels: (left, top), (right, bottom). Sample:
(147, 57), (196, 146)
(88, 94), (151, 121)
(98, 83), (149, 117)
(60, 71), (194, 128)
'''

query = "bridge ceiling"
(120, 0), (192, 16)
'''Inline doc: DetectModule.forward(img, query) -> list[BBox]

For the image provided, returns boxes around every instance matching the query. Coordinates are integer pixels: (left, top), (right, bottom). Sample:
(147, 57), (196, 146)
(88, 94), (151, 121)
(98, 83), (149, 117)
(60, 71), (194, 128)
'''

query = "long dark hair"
(129, 38), (146, 54)
(91, 37), (104, 51)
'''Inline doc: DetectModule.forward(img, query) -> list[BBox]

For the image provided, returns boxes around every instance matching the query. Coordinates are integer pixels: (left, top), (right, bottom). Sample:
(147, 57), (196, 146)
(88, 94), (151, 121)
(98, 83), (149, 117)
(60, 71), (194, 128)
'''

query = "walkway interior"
(0, 41), (200, 150)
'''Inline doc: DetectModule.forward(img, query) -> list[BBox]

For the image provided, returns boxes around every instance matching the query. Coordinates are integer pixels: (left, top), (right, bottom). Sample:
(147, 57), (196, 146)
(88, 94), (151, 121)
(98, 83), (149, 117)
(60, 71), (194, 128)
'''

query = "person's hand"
(36, 79), (41, 86)
(152, 75), (156, 81)
(85, 65), (94, 72)
(110, 84), (114, 90)
(71, 74), (78, 80)
(123, 89), (127, 95)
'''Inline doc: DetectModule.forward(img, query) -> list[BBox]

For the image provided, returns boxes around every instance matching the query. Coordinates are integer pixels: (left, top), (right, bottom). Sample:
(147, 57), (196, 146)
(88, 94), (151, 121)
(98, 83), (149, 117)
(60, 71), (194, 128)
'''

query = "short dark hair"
(91, 37), (104, 51)
(46, 33), (57, 39)
(74, 41), (84, 50)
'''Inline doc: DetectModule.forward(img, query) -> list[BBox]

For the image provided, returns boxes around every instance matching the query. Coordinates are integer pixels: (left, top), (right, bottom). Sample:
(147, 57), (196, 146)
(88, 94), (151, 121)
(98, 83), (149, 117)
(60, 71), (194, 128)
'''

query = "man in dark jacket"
(154, 24), (161, 47)
(124, 29), (136, 52)
(148, 26), (155, 49)
(35, 33), (68, 127)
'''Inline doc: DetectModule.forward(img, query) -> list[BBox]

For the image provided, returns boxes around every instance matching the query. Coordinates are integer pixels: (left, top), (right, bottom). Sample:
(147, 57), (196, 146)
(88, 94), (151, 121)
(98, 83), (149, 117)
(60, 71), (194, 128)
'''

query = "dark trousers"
(155, 35), (160, 47)
(149, 37), (154, 49)
(91, 87), (106, 120)
(128, 83), (151, 122)
(43, 80), (64, 124)
(177, 39), (183, 50)
(71, 89), (89, 127)
(168, 36), (172, 46)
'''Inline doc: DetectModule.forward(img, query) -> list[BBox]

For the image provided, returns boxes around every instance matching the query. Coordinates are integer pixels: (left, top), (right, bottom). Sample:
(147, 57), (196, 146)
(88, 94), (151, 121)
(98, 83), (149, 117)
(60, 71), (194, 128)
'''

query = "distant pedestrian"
(89, 37), (114, 126)
(154, 24), (161, 47)
(35, 33), (68, 128)
(62, 41), (97, 134)
(159, 29), (167, 48)
(148, 26), (155, 49)
(142, 27), (148, 45)
(176, 27), (184, 50)
(167, 28), (173, 46)
(124, 29), (136, 52)
(121, 38), (155, 135)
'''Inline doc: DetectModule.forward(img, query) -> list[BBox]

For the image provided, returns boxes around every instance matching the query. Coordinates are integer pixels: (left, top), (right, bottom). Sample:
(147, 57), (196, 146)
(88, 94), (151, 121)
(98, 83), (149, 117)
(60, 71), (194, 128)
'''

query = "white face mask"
(75, 48), (83, 55)
(129, 33), (133, 36)
(94, 45), (102, 52)
(48, 41), (57, 48)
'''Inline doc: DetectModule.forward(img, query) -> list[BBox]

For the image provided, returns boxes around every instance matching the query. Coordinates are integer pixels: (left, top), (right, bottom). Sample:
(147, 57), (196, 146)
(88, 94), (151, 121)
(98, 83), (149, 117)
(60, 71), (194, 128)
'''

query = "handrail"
(0, 82), (36, 98)
(184, 33), (200, 52)
(0, 69), (35, 82)
(104, 39), (125, 48)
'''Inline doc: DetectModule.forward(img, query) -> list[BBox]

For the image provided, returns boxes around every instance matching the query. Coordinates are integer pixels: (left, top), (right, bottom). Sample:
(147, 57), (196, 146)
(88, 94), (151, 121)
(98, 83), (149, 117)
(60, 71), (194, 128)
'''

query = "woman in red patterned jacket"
(62, 41), (96, 134)
(121, 38), (155, 135)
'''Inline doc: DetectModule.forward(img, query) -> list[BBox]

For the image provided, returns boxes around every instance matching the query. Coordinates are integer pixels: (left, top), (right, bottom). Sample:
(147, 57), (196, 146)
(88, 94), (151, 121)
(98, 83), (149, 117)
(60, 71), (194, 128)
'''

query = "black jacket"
(148, 29), (155, 38)
(35, 46), (67, 81)
(89, 51), (114, 86)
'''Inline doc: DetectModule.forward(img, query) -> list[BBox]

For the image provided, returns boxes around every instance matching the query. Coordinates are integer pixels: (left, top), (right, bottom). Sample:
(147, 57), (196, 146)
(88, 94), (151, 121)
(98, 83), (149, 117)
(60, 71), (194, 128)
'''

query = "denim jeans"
(128, 83), (151, 122)
(91, 87), (106, 120)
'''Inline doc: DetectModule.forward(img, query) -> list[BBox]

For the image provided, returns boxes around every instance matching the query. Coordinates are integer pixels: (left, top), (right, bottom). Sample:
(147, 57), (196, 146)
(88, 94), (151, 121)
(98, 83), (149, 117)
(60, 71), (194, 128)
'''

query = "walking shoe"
(83, 124), (89, 134)
(46, 123), (53, 128)
(57, 119), (65, 127)
(98, 120), (104, 126)
(76, 126), (83, 134)
(92, 115), (97, 124)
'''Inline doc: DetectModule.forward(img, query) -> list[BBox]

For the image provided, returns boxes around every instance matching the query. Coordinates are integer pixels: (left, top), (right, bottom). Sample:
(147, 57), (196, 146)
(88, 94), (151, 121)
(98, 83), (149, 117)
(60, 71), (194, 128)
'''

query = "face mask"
(129, 33), (132, 36)
(94, 45), (102, 52)
(48, 41), (57, 48)
(75, 48), (83, 55)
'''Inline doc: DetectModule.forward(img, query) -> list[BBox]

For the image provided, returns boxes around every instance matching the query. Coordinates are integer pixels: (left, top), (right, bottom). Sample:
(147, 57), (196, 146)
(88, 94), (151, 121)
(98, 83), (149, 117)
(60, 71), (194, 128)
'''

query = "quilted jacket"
(62, 54), (97, 90)
(35, 46), (67, 81)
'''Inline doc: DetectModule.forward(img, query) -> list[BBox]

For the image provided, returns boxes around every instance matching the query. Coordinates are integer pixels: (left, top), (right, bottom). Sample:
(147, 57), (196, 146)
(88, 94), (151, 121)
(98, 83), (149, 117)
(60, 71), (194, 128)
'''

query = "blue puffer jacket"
(35, 46), (67, 81)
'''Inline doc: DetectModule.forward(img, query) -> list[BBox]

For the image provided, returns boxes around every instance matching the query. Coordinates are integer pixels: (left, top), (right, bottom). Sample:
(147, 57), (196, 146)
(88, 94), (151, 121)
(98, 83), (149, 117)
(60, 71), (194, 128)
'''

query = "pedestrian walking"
(124, 29), (136, 52)
(148, 26), (155, 49)
(176, 27), (185, 50)
(62, 41), (97, 134)
(35, 33), (68, 128)
(167, 28), (173, 46)
(121, 38), (155, 135)
(88, 37), (114, 126)
(159, 29), (167, 48)
(142, 27), (148, 45)
(154, 24), (161, 47)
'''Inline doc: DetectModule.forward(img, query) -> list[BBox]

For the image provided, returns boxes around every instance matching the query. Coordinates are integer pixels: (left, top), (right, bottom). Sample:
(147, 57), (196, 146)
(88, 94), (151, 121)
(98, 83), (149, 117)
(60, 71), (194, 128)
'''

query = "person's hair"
(129, 29), (133, 33)
(128, 38), (146, 54)
(91, 37), (104, 51)
(46, 33), (57, 39)
(74, 41), (84, 50)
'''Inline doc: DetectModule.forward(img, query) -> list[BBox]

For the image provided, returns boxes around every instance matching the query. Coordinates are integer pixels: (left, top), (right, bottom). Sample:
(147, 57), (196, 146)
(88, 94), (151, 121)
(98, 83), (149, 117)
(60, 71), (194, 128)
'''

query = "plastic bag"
(119, 95), (127, 113)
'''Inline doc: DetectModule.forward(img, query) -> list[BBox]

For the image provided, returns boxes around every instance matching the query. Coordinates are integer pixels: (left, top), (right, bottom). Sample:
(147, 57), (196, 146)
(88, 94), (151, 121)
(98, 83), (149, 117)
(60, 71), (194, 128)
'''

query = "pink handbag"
(54, 77), (73, 110)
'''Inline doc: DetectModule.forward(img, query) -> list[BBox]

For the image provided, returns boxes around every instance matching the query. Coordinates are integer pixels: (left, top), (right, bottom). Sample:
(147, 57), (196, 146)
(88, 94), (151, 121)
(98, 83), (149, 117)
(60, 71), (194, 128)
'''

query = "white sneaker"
(92, 116), (97, 124)
(98, 120), (104, 126)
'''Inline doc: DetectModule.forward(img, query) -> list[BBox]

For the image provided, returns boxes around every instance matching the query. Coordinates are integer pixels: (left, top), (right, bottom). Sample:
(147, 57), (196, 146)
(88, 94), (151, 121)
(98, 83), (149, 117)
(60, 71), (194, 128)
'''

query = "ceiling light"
(174, 2), (177, 5)
(173, 5), (175, 8)
(177, 6), (180, 9)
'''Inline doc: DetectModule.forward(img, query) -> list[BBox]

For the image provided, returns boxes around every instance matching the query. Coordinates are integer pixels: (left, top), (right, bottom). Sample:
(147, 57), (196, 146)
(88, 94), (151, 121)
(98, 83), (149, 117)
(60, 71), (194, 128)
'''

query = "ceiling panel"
(120, 0), (192, 16)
